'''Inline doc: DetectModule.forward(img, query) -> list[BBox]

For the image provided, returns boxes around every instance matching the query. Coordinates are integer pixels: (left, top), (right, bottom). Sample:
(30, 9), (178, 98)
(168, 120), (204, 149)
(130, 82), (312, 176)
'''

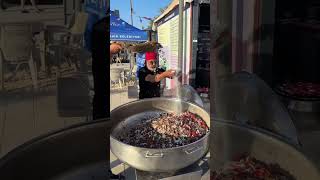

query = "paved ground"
(110, 87), (137, 111)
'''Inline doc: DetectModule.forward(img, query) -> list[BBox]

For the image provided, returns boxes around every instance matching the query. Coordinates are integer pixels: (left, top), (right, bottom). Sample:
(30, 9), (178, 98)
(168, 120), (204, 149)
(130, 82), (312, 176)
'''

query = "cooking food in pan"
(118, 111), (209, 148)
(278, 82), (320, 98)
(211, 155), (296, 180)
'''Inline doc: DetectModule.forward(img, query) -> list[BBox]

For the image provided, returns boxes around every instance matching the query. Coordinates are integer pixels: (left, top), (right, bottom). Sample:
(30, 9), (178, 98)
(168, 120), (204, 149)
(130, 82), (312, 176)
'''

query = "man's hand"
(146, 70), (176, 83)
(163, 69), (176, 78)
(153, 70), (176, 82)
(110, 42), (123, 55)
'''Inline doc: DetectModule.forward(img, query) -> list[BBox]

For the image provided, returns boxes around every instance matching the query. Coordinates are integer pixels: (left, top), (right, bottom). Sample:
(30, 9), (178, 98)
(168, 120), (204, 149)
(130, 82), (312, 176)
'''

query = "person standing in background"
(91, 17), (109, 120)
(92, 41), (122, 119)
(91, 17), (124, 179)
(135, 52), (145, 79)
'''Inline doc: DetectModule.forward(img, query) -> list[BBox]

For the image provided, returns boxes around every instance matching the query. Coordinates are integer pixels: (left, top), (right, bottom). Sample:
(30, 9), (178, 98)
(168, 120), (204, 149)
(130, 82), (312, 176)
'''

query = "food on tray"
(119, 111), (209, 148)
(128, 41), (160, 53)
(211, 156), (296, 180)
(279, 82), (320, 98)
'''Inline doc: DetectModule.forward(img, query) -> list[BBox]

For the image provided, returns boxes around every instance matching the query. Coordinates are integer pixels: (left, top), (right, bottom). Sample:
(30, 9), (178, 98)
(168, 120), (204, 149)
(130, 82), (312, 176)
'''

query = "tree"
(159, 7), (166, 13)
(146, 3), (170, 30)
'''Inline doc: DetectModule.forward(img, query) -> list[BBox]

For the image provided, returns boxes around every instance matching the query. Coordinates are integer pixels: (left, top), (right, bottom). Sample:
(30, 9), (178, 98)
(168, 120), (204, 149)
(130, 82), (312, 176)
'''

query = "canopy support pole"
(178, 0), (184, 84)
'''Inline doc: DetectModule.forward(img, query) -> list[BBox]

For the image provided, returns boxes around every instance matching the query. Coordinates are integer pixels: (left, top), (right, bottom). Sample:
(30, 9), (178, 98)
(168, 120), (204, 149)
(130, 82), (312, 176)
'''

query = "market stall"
(154, 0), (210, 97)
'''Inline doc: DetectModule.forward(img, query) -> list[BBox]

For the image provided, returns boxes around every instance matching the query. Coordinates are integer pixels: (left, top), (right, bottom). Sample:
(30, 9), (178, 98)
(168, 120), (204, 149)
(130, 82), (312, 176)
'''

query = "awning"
(110, 11), (148, 42)
(153, 0), (193, 27)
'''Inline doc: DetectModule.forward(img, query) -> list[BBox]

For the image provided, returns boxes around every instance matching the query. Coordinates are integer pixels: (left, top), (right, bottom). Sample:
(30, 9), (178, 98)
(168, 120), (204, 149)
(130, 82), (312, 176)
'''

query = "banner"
(157, 5), (191, 89)
(110, 12), (148, 42)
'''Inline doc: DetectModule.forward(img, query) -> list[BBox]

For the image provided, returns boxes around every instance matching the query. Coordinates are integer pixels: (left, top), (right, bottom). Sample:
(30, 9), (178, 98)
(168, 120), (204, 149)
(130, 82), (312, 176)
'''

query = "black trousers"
(92, 79), (109, 120)
(91, 18), (109, 120)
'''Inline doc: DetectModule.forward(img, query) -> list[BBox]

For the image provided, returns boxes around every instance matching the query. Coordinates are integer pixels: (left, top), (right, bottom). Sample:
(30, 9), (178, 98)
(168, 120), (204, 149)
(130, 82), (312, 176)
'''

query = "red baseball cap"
(145, 52), (157, 61)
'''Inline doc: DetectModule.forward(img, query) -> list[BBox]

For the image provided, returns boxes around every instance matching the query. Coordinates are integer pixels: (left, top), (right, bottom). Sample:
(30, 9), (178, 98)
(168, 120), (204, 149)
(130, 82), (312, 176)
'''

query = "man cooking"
(138, 51), (175, 99)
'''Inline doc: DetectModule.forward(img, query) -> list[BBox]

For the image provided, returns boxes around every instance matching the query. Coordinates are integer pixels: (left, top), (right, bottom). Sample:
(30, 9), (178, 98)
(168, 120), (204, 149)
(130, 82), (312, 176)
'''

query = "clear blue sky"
(110, 0), (172, 30)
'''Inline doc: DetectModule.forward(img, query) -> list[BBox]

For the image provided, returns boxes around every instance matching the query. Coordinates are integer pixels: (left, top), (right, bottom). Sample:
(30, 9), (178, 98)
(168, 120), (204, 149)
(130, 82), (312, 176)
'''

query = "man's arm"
(145, 70), (175, 83)
(110, 43), (123, 59)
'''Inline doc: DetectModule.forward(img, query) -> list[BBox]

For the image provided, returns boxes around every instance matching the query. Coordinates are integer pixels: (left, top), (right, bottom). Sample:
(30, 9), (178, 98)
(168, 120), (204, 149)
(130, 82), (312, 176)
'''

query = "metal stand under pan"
(135, 163), (203, 180)
(287, 99), (320, 112)
(274, 86), (320, 112)
(278, 95), (320, 112)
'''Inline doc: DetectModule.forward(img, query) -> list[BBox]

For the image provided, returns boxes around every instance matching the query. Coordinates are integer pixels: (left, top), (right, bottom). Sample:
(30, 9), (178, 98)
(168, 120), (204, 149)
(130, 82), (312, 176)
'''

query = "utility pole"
(130, 0), (134, 25)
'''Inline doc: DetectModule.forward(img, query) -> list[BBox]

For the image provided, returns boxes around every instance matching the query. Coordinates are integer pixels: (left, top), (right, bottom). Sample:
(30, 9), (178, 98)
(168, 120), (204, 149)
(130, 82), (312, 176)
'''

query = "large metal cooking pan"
(110, 98), (210, 172)
(211, 120), (320, 180)
(215, 71), (299, 145)
(274, 84), (320, 102)
(0, 119), (112, 180)
(173, 84), (204, 108)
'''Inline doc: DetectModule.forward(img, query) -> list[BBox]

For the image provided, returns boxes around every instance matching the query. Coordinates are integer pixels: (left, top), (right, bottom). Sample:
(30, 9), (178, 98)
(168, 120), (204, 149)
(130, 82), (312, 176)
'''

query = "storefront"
(154, 0), (210, 95)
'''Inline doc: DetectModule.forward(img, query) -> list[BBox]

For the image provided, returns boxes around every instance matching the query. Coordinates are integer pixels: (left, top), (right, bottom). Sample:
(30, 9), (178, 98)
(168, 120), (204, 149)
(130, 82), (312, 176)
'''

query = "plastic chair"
(110, 68), (124, 89)
(46, 12), (89, 73)
(46, 12), (88, 47)
(0, 23), (38, 91)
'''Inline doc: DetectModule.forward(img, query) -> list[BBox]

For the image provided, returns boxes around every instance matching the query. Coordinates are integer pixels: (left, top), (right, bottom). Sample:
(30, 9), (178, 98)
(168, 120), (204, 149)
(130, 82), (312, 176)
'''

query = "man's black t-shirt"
(138, 67), (165, 99)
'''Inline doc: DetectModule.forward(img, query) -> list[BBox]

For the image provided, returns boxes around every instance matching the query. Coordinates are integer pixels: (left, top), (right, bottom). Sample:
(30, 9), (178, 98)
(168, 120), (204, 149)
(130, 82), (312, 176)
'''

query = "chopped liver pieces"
(119, 112), (209, 148)
(279, 82), (320, 98)
(211, 156), (296, 180)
